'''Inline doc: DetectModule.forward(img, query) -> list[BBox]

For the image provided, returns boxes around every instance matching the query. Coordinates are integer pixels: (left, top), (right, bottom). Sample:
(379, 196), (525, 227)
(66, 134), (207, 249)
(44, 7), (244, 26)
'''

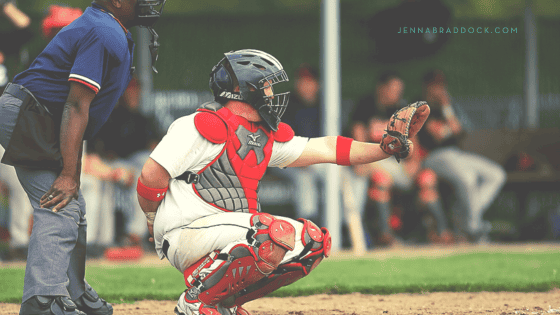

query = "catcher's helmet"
(209, 49), (290, 131)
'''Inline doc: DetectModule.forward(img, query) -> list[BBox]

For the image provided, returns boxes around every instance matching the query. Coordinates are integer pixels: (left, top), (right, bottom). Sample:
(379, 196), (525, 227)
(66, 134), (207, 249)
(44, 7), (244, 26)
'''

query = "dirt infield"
(2, 243), (560, 315)
(131, 290), (560, 315)
(2, 290), (559, 315)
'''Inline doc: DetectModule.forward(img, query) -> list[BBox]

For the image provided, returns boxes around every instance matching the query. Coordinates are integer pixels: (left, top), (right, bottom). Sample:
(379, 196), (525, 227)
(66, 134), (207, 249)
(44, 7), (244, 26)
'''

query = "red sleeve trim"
(68, 78), (99, 94)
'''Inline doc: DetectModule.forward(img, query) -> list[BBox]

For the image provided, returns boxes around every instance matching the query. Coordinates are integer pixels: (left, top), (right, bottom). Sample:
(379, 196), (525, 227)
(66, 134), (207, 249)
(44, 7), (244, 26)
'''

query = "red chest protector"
(190, 102), (294, 213)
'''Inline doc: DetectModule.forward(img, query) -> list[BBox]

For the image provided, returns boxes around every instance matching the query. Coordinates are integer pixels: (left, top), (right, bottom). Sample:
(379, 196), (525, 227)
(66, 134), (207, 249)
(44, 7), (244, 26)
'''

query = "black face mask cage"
(134, 0), (166, 73)
(147, 27), (160, 73)
(259, 70), (290, 119)
(136, 0), (166, 27)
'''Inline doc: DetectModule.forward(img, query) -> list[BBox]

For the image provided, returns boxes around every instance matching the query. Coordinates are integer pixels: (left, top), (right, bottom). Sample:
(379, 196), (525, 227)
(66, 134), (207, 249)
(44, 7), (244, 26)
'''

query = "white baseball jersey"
(150, 113), (309, 259)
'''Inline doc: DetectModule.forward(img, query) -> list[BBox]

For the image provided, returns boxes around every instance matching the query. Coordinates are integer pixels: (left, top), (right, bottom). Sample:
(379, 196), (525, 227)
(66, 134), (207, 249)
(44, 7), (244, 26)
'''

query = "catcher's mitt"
(380, 101), (430, 162)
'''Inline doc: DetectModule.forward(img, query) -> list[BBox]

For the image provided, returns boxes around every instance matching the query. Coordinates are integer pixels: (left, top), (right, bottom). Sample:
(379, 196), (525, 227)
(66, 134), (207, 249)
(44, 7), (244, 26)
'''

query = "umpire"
(0, 1), (166, 314)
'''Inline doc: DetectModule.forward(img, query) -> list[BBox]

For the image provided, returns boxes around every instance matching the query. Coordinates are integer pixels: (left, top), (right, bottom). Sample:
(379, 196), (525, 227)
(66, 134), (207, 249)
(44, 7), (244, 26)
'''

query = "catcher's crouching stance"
(179, 214), (329, 315)
(136, 49), (429, 315)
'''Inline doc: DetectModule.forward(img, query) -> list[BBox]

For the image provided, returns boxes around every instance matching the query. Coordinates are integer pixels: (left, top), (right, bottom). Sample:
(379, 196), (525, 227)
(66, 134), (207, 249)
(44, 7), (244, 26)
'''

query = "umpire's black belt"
(3, 82), (52, 116)
(4, 82), (34, 104)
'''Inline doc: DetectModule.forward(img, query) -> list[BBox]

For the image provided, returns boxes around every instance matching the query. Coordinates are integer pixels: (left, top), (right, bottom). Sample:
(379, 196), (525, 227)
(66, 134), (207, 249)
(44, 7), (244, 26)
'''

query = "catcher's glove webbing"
(380, 101), (430, 162)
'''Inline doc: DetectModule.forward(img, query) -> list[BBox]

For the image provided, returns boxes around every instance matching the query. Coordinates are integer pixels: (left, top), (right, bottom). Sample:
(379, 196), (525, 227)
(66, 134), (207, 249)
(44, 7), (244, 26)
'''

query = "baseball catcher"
(136, 49), (429, 315)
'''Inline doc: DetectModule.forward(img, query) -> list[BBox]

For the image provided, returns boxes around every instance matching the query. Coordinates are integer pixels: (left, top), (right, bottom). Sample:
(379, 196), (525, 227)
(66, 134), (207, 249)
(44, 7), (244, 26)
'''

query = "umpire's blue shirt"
(13, 3), (135, 139)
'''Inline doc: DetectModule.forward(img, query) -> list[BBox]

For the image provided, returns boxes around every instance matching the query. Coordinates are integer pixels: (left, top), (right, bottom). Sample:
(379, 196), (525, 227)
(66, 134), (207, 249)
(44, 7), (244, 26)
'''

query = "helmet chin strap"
(147, 26), (160, 73)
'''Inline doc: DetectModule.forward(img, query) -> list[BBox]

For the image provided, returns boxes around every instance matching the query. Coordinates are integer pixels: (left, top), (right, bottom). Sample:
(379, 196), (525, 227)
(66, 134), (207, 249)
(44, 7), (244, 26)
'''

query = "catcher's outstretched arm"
(287, 136), (391, 168)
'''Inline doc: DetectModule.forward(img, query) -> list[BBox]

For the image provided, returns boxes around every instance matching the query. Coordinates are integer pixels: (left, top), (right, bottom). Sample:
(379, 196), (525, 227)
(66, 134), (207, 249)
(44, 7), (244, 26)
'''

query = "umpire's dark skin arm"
(40, 82), (96, 212)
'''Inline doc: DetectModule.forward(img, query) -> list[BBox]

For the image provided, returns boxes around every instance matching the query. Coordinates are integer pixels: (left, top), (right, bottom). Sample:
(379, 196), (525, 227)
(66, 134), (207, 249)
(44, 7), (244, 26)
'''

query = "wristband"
(336, 136), (353, 166)
(145, 212), (156, 224)
(137, 178), (168, 202)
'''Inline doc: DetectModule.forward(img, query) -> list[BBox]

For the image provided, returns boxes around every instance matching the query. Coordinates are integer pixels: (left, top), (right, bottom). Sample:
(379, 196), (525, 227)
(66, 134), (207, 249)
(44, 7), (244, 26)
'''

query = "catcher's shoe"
(175, 290), (223, 315)
(175, 290), (242, 315)
(19, 295), (86, 315)
(73, 285), (113, 315)
(234, 306), (251, 315)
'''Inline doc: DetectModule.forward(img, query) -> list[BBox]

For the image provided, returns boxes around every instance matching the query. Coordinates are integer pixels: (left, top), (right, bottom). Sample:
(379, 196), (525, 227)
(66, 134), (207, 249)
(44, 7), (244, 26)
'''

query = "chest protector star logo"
(236, 126), (268, 164)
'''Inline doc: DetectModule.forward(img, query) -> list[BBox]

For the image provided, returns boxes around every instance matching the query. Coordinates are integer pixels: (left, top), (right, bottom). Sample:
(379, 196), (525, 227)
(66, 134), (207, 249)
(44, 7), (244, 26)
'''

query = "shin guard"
(182, 214), (295, 310)
(230, 219), (331, 307)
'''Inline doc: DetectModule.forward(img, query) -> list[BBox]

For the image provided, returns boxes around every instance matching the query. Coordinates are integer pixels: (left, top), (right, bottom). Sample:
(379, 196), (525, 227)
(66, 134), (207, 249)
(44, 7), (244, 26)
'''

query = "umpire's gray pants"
(0, 93), (89, 304)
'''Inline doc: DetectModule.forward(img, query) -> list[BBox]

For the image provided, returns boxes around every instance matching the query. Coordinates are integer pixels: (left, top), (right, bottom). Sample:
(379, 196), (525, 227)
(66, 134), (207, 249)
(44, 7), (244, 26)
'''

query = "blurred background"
(0, 0), (559, 261)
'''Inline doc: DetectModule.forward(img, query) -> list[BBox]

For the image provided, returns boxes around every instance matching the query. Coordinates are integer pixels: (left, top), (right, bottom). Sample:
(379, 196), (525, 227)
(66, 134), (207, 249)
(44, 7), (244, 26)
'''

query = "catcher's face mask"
(132, 0), (166, 28)
(131, 0), (167, 73)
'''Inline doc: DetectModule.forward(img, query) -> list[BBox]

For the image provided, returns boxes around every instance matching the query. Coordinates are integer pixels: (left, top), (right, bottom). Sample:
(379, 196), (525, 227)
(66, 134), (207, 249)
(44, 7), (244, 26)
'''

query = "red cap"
(42, 5), (83, 39)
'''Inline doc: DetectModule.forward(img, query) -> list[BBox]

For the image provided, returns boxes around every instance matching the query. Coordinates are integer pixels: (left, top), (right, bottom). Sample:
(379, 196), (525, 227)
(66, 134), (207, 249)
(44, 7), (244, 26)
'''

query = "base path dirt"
(2, 291), (560, 315)
(2, 243), (560, 315)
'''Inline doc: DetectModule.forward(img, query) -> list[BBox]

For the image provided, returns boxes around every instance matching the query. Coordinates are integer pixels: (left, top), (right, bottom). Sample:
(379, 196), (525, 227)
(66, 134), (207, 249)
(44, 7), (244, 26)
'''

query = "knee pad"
(248, 213), (296, 273)
(232, 219), (331, 307)
(296, 218), (331, 270)
(182, 213), (296, 307)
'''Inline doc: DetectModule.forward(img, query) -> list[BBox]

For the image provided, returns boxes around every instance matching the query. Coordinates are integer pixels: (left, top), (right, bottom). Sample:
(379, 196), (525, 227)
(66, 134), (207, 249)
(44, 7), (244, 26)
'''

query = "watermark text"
(397, 26), (518, 34)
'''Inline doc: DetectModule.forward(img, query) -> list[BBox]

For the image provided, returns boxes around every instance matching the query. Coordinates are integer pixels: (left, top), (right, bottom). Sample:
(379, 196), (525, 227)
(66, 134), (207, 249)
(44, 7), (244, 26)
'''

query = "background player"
(416, 69), (506, 242)
(137, 49), (428, 315)
(350, 71), (450, 246)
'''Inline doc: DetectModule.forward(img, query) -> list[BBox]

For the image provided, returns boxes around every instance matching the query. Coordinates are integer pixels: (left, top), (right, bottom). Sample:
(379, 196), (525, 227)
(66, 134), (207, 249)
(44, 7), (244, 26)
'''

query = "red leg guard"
(182, 214), (296, 309)
(232, 221), (331, 307)
(299, 219), (331, 260)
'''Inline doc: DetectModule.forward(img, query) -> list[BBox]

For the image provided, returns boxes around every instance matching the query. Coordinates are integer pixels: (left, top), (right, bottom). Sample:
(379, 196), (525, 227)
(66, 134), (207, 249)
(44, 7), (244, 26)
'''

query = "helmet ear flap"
(215, 66), (233, 91)
(210, 62), (234, 95)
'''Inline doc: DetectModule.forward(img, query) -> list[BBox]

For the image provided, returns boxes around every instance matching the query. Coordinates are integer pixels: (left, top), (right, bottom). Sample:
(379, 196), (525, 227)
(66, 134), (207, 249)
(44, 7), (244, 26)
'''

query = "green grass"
(1, 252), (559, 304)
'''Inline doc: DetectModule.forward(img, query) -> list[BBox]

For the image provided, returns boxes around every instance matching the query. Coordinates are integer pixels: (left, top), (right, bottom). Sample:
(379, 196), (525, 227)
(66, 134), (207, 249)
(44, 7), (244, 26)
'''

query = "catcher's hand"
(380, 101), (430, 162)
